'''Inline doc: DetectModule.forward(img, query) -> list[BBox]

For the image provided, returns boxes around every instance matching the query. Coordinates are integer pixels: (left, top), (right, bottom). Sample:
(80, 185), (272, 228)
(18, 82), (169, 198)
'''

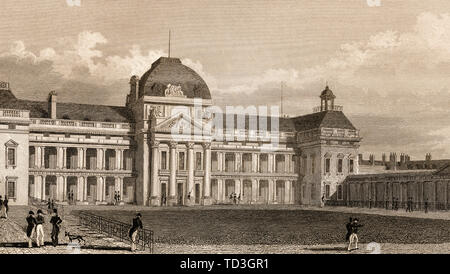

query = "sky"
(0, 0), (450, 160)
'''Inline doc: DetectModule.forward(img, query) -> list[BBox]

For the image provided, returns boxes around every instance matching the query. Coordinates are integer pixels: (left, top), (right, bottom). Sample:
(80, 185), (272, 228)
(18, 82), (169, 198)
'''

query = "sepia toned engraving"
(0, 1), (448, 256)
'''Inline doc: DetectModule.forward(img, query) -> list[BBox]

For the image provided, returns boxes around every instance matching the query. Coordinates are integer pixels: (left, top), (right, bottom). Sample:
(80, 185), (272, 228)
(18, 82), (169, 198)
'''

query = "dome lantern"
(319, 85), (336, 111)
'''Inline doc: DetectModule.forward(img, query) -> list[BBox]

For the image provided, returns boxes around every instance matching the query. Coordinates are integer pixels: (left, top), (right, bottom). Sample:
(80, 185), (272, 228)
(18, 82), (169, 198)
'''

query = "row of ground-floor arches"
(210, 179), (300, 205)
(28, 175), (136, 204)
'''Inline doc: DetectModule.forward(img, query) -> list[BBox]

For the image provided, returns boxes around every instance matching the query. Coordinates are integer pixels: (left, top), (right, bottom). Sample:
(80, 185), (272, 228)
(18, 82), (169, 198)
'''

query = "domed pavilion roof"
(138, 57), (211, 99)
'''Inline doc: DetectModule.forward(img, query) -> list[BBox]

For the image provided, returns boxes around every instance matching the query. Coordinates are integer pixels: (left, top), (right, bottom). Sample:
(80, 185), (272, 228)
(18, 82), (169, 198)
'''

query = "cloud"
(1, 12), (450, 159)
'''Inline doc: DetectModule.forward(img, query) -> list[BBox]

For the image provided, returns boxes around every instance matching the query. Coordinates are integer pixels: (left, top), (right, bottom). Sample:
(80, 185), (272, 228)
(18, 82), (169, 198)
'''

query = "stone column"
(168, 141), (177, 206)
(57, 147), (63, 169)
(62, 147), (67, 169)
(150, 140), (160, 206)
(285, 155), (290, 173)
(63, 176), (67, 202)
(115, 149), (120, 170)
(222, 152), (226, 171)
(252, 179), (258, 202)
(217, 179), (223, 202)
(41, 176), (46, 200)
(268, 154), (274, 173)
(76, 177), (83, 202)
(83, 177), (88, 202)
(217, 151), (222, 172)
(285, 180), (291, 204)
(268, 179), (274, 204)
(96, 148), (102, 170)
(252, 153), (257, 173)
(96, 176), (102, 203)
(41, 147), (45, 169)
(203, 143), (212, 205)
(56, 176), (64, 201)
(34, 146), (40, 168)
(77, 148), (82, 170)
(186, 142), (195, 205)
(119, 177), (124, 204)
(235, 179), (241, 199)
(102, 149), (106, 170)
(102, 176), (107, 202)
(34, 175), (42, 200)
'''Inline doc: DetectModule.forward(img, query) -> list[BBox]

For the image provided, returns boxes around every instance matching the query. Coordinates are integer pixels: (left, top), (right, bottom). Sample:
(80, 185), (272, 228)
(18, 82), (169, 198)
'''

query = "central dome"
(139, 57), (211, 99)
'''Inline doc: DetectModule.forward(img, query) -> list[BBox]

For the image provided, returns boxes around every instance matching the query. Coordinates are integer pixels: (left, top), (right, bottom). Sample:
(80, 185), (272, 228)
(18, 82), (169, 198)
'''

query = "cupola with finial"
(320, 85), (336, 111)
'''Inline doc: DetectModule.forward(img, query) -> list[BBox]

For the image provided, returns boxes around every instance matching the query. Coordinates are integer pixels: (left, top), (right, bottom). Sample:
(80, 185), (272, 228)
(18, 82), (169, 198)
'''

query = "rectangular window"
(178, 152), (185, 170)
(349, 159), (354, 173)
(7, 181), (16, 198)
(160, 151), (167, 170)
(311, 155), (315, 174)
(7, 148), (16, 166)
(211, 152), (218, 171)
(325, 185), (330, 198)
(337, 185), (343, 200)
(196, 152), (202, 170)
(325, 158), (330, 173)
(337, 159), (343, 173)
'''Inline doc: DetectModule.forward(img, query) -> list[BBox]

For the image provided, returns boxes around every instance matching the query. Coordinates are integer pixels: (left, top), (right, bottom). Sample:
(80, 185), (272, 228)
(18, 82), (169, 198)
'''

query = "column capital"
(151, 140), (160, 148)
(202, 142), (211, 150)
(186, 142), (195, 149)
(169, 141), (177, 149)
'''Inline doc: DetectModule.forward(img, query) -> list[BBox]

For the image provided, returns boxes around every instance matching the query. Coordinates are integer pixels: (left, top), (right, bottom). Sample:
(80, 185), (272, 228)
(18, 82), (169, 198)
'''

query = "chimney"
(130, 75), (139, 102)
(48, 91), (57, 119)
(382, 153), (386, 163)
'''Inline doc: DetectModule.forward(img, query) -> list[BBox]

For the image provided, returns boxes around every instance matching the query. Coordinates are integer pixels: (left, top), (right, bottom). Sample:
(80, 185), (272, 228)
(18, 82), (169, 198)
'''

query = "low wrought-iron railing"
(78, 211), (154, 253)
(344, 200), (448, 211)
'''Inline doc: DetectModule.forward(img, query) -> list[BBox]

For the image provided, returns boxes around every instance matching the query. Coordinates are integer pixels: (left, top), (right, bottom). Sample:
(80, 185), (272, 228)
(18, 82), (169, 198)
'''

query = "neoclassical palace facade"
(0, 57), (362, 206)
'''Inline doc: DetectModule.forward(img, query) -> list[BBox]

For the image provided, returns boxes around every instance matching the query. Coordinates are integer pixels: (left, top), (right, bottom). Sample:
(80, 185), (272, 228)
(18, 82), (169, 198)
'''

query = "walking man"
(4, 196), (8, 215)
(347, 218), (364, 251)
(26, 211), (37, 248)
(50, 209), (63, 247)
(36, 209), (45, 247)
(129, 213), (143, 252)
(345, 217), (353, 244)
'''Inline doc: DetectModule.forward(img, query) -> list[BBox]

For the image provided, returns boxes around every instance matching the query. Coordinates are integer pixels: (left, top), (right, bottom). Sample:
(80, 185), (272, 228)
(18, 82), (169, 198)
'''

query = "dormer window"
(5, 139), (18, 168)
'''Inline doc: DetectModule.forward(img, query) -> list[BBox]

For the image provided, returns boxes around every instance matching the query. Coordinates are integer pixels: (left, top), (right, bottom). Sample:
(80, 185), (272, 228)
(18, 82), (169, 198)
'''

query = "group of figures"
(0, 196), (9, 218)
(25, 209), (62, 248)
(229, 192), (241, 205)
(67, 191), (75, 204)
(345, 217), (364, 251)
(113, 191), (122, 205)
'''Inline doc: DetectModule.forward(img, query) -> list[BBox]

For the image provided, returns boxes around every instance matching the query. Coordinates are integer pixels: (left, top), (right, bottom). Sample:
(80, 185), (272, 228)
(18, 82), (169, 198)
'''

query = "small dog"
(65, 231), (86, 245)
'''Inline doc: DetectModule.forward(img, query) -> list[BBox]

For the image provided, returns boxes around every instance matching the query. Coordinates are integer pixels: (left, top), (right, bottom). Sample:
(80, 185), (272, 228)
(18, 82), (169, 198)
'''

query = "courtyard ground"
(1, 204), (449, 254)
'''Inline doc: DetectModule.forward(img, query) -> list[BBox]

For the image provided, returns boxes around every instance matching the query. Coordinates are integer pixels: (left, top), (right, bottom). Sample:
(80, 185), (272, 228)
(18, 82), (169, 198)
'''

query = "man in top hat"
(35, 209), (45, 247)
(50, 208), (63, 247)
(129, 213), (143, 252)
(347, 218), (364, 251)
(26, 211), (37, 248)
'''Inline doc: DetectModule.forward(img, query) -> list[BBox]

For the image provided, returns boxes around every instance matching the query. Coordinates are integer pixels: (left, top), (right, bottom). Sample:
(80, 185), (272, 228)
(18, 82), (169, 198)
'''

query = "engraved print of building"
(0, 56), (361, 206)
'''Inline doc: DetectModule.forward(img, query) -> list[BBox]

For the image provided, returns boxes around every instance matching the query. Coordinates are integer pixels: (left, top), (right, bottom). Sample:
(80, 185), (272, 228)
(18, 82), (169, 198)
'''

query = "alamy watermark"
(165, 99), (281, 151)
(366, 0), (381, 7)
(66, 0), (81, 7)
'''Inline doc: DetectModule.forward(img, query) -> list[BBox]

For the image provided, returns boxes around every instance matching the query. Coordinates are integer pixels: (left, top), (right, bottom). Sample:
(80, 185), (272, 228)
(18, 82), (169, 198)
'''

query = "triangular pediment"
(153, 112), (208, 135)
(5, 139), (18, 147)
